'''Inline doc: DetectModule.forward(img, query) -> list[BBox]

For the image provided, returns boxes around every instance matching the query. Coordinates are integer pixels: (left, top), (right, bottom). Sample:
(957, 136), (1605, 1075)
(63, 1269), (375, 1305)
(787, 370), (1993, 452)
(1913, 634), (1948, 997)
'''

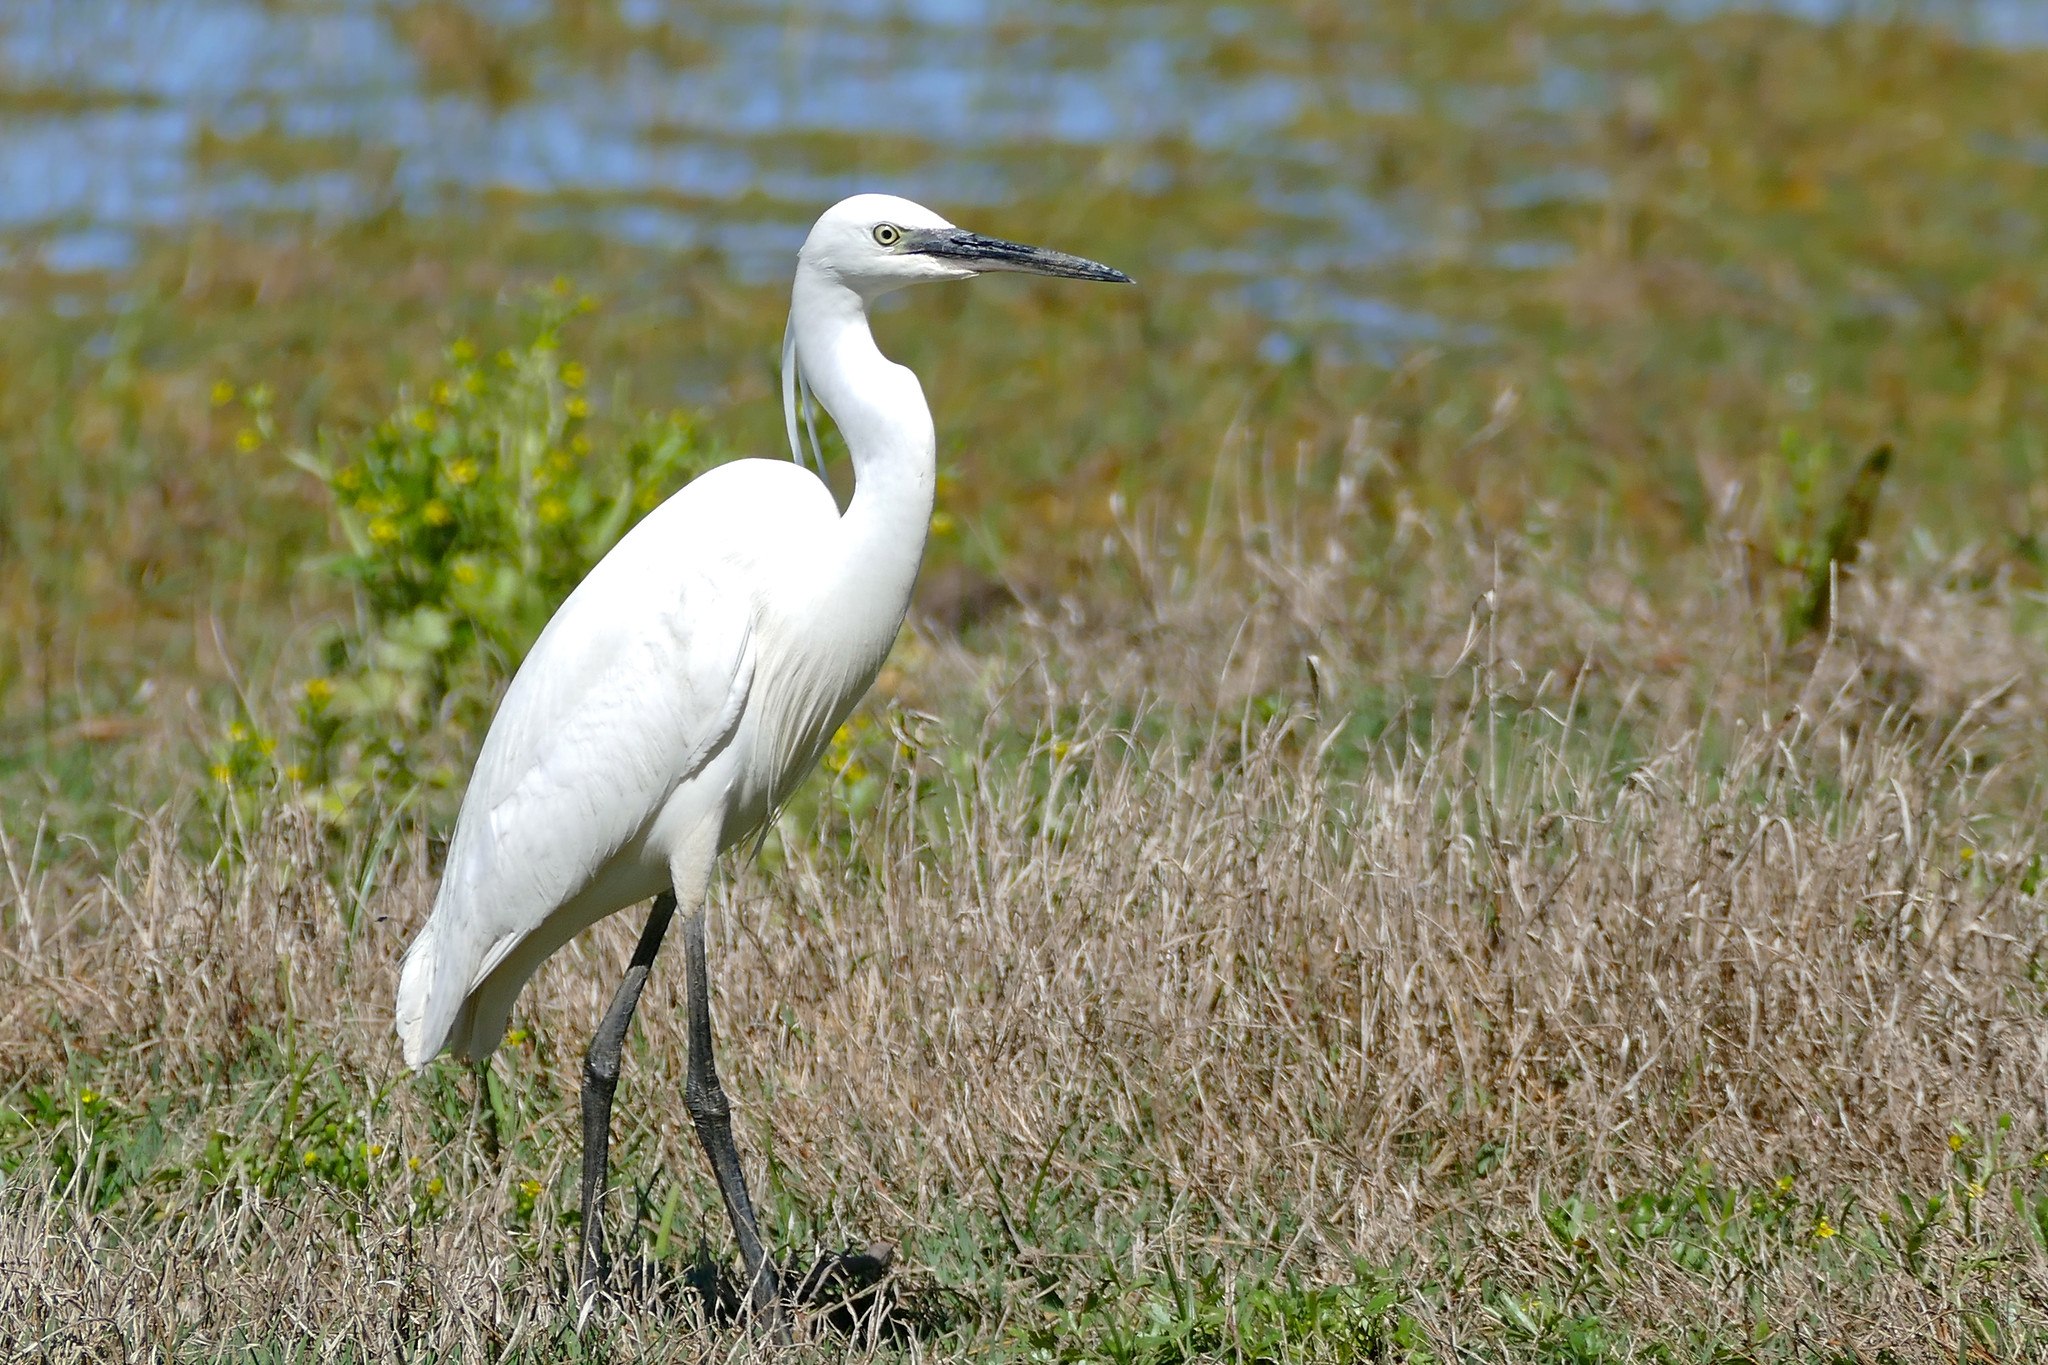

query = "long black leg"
(680, 904), (785, 1335)
(577, 891), (679, 1306)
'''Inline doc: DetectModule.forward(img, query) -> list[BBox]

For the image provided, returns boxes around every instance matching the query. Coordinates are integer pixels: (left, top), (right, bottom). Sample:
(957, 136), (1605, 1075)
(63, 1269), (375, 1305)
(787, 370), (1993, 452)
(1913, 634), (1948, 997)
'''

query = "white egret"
(392, 193), (1130, 1324)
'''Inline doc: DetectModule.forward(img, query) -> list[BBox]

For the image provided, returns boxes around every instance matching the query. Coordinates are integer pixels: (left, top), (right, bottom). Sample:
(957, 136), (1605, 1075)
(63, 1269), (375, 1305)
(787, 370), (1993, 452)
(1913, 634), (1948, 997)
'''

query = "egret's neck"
(789, 269), (936, 601)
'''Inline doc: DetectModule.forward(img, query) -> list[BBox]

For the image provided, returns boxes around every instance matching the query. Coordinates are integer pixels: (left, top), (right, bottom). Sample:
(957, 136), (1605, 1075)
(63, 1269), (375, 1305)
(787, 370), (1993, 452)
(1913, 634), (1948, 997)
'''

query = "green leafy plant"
(1756, 428), (1893, 641)
(212, 288), (714, 821)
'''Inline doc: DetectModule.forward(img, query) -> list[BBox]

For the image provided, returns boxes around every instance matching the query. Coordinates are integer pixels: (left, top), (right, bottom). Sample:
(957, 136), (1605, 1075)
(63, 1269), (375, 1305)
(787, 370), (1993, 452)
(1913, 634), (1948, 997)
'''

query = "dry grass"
(6, 506), (2048, 1362)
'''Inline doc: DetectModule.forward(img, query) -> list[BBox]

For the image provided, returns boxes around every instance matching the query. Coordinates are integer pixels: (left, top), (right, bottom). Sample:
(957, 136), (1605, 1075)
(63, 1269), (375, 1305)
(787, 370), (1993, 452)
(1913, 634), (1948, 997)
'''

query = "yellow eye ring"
(873, 223), (902, 246)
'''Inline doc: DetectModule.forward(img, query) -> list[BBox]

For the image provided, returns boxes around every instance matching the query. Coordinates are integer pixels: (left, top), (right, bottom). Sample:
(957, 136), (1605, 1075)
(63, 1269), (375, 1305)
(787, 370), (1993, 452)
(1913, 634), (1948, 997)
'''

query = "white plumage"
(389, 193), (1129, 1320)
(394, 218), (937, 1069)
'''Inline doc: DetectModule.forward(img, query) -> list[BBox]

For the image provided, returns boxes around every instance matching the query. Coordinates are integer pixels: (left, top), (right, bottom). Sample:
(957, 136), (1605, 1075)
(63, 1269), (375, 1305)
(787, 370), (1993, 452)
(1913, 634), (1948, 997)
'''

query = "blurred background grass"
(8, 0), (2048, 840)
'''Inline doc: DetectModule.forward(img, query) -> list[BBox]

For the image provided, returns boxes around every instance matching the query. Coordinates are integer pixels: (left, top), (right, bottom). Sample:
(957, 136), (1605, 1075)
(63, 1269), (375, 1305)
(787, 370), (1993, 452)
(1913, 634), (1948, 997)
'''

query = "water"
(0, 0), (2033, 358)
(4, 2), (1320, 251)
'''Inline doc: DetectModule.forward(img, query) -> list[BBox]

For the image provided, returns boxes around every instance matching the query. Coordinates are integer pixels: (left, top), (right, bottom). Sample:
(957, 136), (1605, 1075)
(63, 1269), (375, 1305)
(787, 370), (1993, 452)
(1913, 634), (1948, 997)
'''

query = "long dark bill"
(906, 228), (1133, 283)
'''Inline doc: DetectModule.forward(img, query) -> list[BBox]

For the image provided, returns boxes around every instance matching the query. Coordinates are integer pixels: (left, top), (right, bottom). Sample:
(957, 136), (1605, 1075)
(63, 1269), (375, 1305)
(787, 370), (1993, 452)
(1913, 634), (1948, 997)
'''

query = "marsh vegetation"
(5, 0), (2048, 1358)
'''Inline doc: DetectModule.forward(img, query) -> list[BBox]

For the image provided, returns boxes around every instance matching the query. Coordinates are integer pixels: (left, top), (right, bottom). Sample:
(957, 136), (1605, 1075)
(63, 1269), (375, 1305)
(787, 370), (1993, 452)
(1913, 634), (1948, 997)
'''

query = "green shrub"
(209, 287), (714, 823)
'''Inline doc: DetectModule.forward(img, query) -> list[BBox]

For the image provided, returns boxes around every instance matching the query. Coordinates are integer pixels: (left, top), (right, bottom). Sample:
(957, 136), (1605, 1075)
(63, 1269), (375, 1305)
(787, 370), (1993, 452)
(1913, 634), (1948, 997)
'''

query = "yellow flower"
(562, 361), (586, 390)
(408, 1156), (421, 1172)
(303, 1150), (319, 1167)
(1775, 1174), (1795, 1194)
(1965, 1180), (1986, 1201)
(519, 1179), (543, 1199)
(432, 381), (454, 406)
(209, 763), (233, 784)
(451, 560), (481, 586)
(550, 274), (573, 297)
(547, 451), (575, 475)
(422, 500), (453, 527)
(256, 736), (277, 756)
(425, 1177), (444, 1196)
(1949, 1133), (1966, 1153)
(823, 721), (871, 781)
(78, 1088), (100, 1105)
(450, 338), (476, 363)
(565, 396), (590, 419)
(210, 380), (235, 406)
(463, 371), (484, 394)
(366, 1144), (384, 1158)
(576, 293), (598, 314)
(236, 428), (261, 453)
(334, 465), (363, 492)
(229, 722), (250, 742)
(504, 1027), (529, 1045)
(303, 677), (333, 704)
(446, 457), (479, 486)
(930, 511), (958, 538)
(570, 433), (590, 455)
(368, 517), (400, 545)
(283, 764), (306, 783)
(411, 409), (436, 433)
(1813, 1218), (1836, 1239)
(537, 496), (569, 525)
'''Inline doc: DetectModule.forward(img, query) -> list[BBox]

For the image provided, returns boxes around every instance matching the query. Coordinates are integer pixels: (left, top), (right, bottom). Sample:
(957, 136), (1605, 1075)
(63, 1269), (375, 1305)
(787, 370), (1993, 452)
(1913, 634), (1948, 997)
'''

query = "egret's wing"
(468, 579), (752, 917)
(395, 556), (754, 1063)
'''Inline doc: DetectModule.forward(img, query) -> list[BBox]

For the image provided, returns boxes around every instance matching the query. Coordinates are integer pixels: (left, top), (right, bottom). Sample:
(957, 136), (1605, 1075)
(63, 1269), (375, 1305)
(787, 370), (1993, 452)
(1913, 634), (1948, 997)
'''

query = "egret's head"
(799, 193), (1132, 298)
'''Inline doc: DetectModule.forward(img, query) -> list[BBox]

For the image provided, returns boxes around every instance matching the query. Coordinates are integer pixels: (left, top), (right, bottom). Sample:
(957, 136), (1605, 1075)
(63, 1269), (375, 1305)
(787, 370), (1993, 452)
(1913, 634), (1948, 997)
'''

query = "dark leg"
(681, 904), (785, 1334)
(578, 891), (678, 1307)
(471, 1060), (500, 1161)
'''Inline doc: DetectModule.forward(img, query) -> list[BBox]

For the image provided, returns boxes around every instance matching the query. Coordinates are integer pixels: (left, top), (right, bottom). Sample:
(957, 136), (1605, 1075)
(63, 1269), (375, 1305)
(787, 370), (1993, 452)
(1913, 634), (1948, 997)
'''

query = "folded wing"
(394, 554), (754, 1066)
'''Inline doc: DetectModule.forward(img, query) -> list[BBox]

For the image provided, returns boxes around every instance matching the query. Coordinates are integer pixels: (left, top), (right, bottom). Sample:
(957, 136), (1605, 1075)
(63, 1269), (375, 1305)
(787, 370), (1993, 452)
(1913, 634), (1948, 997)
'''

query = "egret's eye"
(873, 223), (902, 247)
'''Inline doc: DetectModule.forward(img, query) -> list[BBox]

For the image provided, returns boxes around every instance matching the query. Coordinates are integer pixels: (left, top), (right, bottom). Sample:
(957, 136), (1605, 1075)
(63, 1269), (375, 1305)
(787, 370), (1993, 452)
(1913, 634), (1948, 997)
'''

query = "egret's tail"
(393, 883), (594, 1068)
(394, 846), (682, 1068)
(394, 917), (471, 1070)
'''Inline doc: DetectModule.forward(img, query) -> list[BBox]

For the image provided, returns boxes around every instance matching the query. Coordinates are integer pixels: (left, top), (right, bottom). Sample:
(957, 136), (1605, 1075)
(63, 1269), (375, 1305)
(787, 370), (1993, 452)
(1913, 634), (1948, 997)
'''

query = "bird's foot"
(573, 1245), (700, 1326)
(573, 1239), (904, 1339)
(573, 1243), (611, 1330)
(787, 1241), (894, 1335)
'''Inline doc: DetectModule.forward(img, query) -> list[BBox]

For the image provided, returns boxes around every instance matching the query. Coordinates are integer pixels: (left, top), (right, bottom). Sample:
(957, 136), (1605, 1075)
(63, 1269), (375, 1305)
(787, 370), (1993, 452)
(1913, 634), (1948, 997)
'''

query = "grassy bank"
(8, 493), (2048, 1358)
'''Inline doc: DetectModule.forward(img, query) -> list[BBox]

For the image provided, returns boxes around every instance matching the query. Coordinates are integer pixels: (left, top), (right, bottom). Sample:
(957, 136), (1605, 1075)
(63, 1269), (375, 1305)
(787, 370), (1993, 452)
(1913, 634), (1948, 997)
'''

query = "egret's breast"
(632, 456), (920, 862)
(717, 551), (913, 850)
